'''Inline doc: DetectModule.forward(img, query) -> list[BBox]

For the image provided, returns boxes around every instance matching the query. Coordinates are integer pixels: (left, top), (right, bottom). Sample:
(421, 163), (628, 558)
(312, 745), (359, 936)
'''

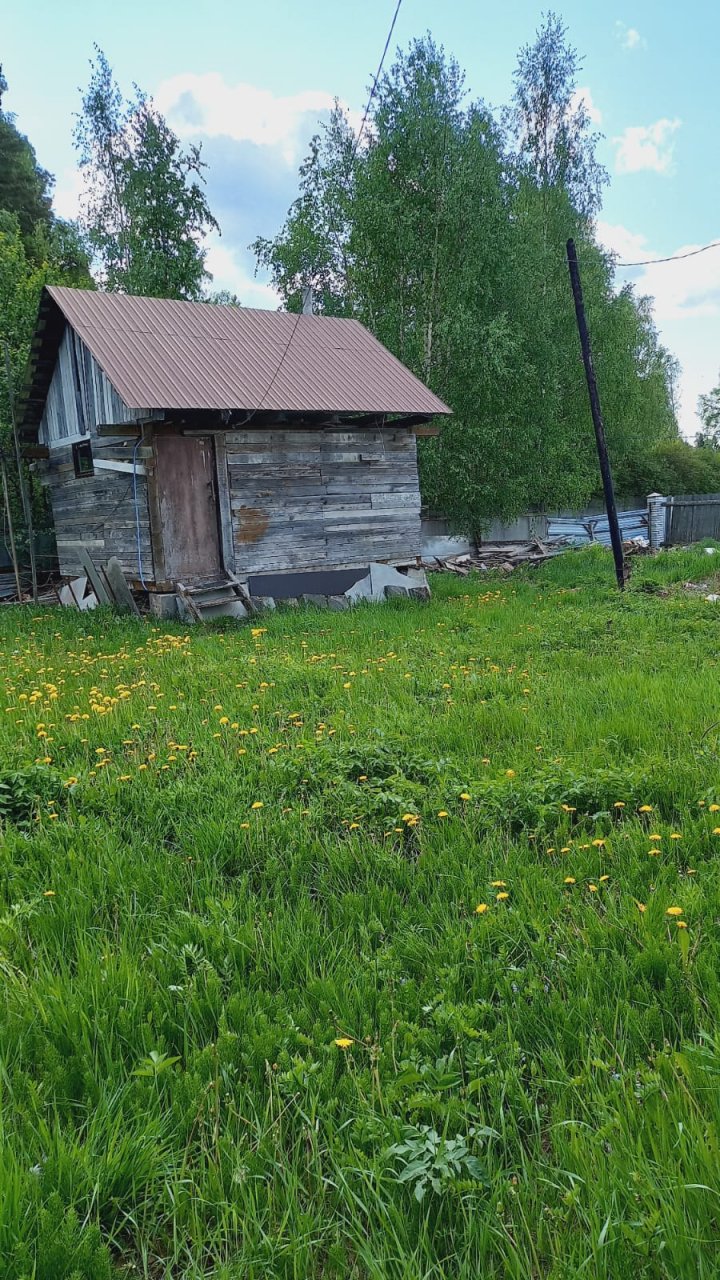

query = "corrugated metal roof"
(40, 287), (451, 417)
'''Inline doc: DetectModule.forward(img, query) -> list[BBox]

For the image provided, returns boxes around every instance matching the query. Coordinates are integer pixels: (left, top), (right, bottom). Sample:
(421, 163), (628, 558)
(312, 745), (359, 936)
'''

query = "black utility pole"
(566, 238), (626, 591)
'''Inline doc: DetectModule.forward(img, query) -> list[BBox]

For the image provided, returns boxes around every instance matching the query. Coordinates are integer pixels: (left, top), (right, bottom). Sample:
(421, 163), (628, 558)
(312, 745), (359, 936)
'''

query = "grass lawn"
(2, 544), (720, 1279)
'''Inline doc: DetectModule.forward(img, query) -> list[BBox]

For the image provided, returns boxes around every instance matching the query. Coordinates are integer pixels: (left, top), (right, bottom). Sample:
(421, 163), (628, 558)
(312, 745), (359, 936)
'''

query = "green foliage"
(0, 67), (94, 541)
(0, 765), (63, 827)
(0, 212), (92, 534)
(75, 48), (219, 299)
(254, 24), (678, 532)
(0, 66), (53, 247)
(510, 11), (607, 216)
(387, 1123), (493, 1200)
(624, 437), (720, 497)
(697, 373), (720, 448)
(1, 554), (720, 1274)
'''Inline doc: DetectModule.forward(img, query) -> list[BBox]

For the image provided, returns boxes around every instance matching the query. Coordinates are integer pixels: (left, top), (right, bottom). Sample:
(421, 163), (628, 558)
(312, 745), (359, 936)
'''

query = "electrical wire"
(352, 0), (404, 160)
(221, 0), (403, 425)
(616, 238), (720, 268)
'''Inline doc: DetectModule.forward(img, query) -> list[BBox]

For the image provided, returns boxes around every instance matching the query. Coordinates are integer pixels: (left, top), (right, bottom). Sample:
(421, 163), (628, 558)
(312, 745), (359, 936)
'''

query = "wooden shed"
(21, 287), (450, 615)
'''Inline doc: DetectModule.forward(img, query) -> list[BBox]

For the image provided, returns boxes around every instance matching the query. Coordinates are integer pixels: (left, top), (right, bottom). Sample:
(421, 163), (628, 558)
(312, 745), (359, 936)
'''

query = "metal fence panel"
(665, 495), (720, 545)
(548, 508), (648, 547)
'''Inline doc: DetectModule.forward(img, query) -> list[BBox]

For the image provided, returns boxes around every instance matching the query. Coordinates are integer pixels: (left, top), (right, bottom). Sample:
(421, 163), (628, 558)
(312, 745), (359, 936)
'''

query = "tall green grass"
(1, 545), (720, 1277)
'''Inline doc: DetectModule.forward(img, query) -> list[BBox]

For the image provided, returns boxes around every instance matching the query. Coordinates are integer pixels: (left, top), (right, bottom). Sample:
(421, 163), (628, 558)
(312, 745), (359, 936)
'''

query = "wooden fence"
(663, 495), (720, 545)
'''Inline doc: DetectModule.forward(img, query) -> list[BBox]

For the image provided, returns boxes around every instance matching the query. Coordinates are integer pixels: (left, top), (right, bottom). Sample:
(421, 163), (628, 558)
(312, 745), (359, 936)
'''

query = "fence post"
(647, 493), (666, 551)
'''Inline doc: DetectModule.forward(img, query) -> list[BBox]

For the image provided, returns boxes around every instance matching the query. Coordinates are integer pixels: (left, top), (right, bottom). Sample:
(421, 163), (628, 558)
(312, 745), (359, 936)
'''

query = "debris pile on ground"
(623, 537), (651, 555)
(424, 538), (568, 574)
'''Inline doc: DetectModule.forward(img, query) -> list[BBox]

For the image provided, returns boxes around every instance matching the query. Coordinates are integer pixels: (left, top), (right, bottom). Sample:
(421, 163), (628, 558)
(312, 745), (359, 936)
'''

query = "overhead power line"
(254, 0), (404, 385)
(617, 238), (720, 268)
(352, 0), (404, 159)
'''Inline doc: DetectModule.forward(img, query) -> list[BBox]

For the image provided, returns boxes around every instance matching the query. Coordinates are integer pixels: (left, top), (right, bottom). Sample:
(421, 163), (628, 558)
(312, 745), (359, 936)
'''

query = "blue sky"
(4, 0), (719, 435)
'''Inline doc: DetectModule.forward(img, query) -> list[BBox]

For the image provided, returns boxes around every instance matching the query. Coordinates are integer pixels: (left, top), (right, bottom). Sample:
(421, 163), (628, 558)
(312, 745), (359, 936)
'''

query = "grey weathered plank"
(105, 557), (141, 615)
(75, 548), (112, 604)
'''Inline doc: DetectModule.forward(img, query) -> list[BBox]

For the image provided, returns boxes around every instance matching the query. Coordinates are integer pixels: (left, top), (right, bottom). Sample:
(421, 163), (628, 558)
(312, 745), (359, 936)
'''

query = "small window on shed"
(72, 440), (94, 478)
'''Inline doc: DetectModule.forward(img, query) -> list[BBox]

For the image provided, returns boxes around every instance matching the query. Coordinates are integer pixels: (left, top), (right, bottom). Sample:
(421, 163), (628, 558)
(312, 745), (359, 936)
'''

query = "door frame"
(145, 427), (235, 589)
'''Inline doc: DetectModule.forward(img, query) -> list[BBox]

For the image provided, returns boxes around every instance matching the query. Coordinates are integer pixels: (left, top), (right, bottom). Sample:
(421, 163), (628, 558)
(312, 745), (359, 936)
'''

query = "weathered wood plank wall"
(39, 326), (140, 445)
(225, 428), (422, 574)
(40, 442), (153, 579)
(35, 324), (154, 580)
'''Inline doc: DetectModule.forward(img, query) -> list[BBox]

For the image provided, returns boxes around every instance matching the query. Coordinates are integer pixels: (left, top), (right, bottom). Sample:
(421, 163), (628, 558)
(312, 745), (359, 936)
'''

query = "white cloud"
(596, 221), (720, 436)
(570, 86), (602, 125)
(53, 166), (84, 221)
(615, 22), (646, 50)
(613, 118), (681, 174)
(596, 219), (648, 263)
(155, 72), (358, 166)
(204, 238), (279, 309)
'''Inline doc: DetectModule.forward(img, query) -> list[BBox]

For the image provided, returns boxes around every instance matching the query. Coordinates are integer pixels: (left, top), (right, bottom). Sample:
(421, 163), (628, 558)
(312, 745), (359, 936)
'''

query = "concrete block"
(301, 593), (328, 607)
(327, 594), (349, 611)
(252, 595), (276, 612)
(344, 572), (373, 603)
(149, 592), (179, 620)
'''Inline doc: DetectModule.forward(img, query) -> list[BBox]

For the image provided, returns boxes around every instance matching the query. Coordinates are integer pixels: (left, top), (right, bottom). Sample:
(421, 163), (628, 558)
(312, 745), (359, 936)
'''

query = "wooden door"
(154, 433), (222, 582)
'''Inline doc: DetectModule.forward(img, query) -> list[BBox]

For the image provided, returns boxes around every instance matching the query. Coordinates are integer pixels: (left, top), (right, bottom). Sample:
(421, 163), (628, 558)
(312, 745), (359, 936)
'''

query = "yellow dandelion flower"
(43, 890), (55, 897)
(676, 920), (688, 930)
(564, 876), (576, 885)
(560, 846), (571, 854)
(670, 833), (682, 840)
(592, 839), (606, 848)
(496, 891), (509, 901)
(505, 769), (516, 778)
(638, 805), (653, 814)
(491, 880), (506, 888)
(713, 828), (720, 836)
(649, 833), (661, 841)
(599, 875), (610, 882)
(460, 792), (471, 801)
(334, 1037), (353, 1049)
(709, 804), (720, 812)
(613, 801), (625, 809)
(251, 801), (264, 810)
(635, 901), (646, 913)
(588, 883), (598, 892)
(475, 903), (489, 914)
(561, 804), (576, 813)
(665, 906), (683, 917)
(219, 716), (229, 725)
(437, 810), (449, 818)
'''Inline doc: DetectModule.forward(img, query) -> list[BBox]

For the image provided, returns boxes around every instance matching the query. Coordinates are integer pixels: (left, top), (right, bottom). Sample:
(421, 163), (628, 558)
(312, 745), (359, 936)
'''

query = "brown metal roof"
(37, 286), (451, 417)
